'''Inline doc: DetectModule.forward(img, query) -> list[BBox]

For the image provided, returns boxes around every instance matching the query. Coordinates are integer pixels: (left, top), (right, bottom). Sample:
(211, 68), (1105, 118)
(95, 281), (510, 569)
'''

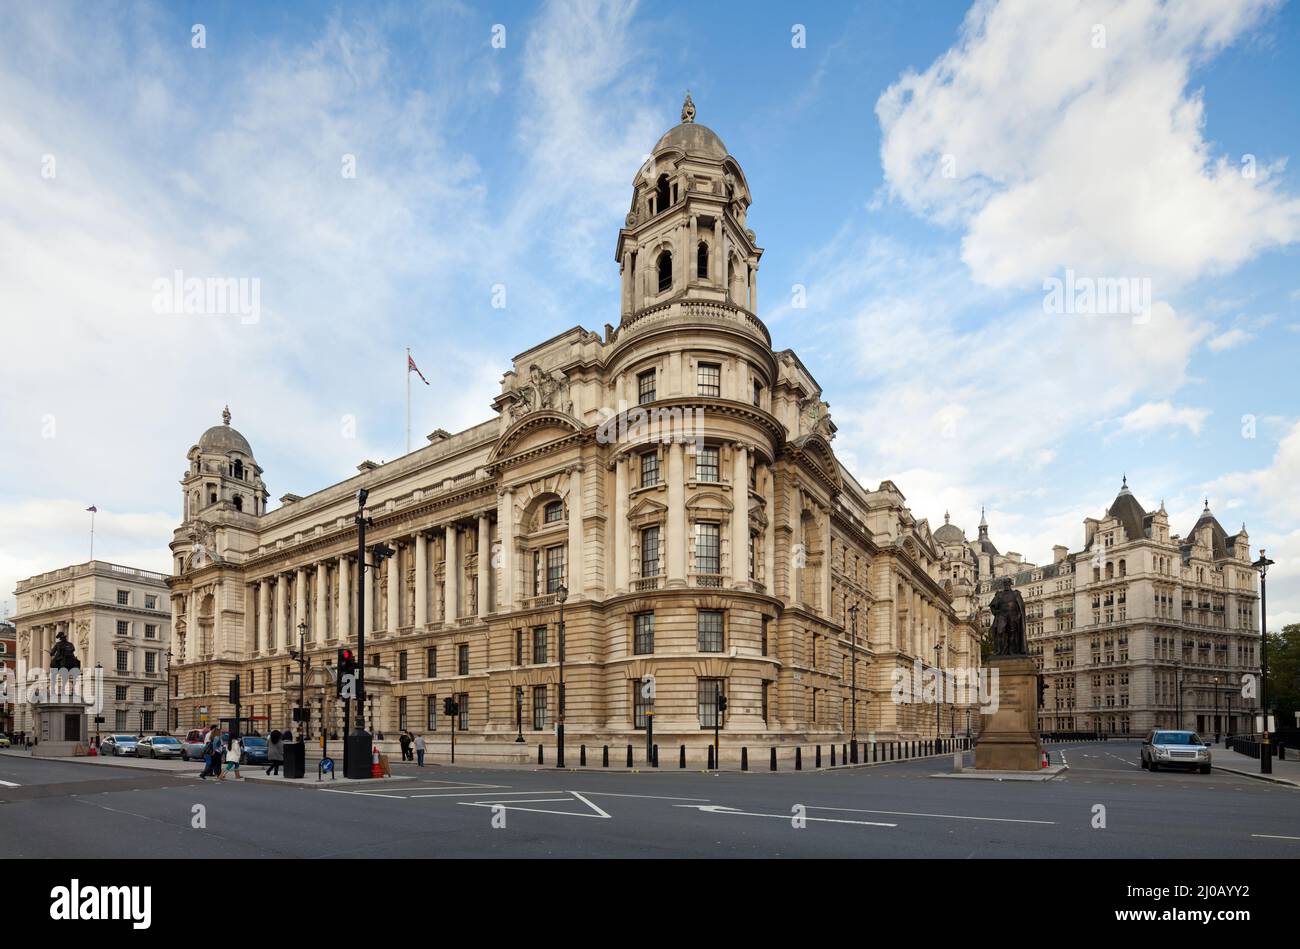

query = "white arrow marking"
(673, 804), (895, 827)
(0, 779), (20, 788)
(459, 790), (612, 819)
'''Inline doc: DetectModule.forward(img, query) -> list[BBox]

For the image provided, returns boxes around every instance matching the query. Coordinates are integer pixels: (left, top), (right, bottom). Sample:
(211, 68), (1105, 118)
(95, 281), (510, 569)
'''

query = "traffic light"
(1037, 675), (1046, 708)
(444, 697), (458, 717)
(336, 648), (356, 697)
(716, 693), (728, 714)
(228, 677), (240, 704)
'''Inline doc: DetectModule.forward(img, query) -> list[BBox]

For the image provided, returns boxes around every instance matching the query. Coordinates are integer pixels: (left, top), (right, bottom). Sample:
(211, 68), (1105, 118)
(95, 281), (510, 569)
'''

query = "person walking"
(225, 734), (244, 781)
(414, 733), (425, 767)
(210, 729), (227, 781)
(199, 728), (215, 779)
(266, 729), (284, 776)
(399, 731), (411, 762)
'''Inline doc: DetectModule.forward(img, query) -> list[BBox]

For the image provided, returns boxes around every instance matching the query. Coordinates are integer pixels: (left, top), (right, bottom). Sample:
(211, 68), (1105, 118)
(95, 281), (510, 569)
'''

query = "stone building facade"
(166, 99), (982, 760)
(936, 481), (1261, 737)
(1, 620), (14, 733)
(11, 561), (173, 736)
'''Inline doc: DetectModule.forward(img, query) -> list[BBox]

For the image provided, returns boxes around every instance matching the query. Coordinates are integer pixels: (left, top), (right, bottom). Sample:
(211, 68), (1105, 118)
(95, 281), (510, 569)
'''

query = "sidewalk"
(1212, 744), (1300, 788)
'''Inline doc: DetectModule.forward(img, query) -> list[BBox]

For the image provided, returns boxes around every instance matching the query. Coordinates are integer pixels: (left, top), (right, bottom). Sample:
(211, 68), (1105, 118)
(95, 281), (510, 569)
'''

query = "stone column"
(788, 495), (802, 606)
(387, 543), (401, 632)
(613, 456), (629, 592)
(667, 442), (686, 585)
(274, 575), (286, 652)
(294, 567), (307, 647)
(257, 580), (269, 654)
(620, 251), (631, 317)
(689, 214), (698, 282)
(445, 526), (459, 623)
(478, 515), (491, 618)
(631, 248), (642, 312)
(414, 532), (428, 629)
(713, 219), (722, 289)
(732, 443), (749, 587)
(187, 593), (198, 656)
(762, 463), (776, 591)
(337, 556), (351, 641)
(822, 506), (833, 616)
(568, 466), (584, 597)
(314, 562), (327, 643)
(498, 489), (515, 612)
(748, 260), (758, 312)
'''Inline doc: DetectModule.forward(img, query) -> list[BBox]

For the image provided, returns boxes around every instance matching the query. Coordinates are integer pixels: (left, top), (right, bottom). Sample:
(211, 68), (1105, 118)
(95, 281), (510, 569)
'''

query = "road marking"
(1106, 753), (1139, 769)
(807, 805), (1056, 825)
(317, 788), (409, 799)
(459, 790), (612, 820)
(0, 779), (20, 787)
(674, 804), (896, 827)
(1252, 834), (1300, 841)
(580, 791), (711, 802)
(411, 789), (564, 799)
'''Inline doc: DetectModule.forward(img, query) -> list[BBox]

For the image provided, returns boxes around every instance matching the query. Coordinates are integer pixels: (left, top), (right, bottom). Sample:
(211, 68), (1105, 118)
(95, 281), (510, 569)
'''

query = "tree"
(1267, 624), (1300, 738)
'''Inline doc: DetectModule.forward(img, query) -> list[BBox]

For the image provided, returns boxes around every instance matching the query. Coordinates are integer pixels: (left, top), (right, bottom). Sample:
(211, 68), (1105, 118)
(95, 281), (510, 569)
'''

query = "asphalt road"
(2, 741), (1297, 858)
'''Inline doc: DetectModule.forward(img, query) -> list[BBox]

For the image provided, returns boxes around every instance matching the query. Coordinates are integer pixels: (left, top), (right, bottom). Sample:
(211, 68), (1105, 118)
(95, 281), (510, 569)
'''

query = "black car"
(238, 736), (269, 765)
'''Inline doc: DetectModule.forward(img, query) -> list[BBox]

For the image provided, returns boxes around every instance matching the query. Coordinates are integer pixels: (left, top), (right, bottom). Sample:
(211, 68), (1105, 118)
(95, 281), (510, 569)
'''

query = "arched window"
(655, 174), (670, 214)
(233, 459), (244, 480)
(1118, 559), (1126, 577)
(233, 495), (243, 512)
(657, 251), (672, 293)
(697, 241), (709, 278)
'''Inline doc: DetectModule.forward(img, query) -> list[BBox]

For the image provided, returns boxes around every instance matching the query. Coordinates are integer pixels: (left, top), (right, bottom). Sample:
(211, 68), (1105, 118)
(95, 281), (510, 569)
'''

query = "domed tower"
(616, 93), (762, 318)
(181, 406), (267, 521)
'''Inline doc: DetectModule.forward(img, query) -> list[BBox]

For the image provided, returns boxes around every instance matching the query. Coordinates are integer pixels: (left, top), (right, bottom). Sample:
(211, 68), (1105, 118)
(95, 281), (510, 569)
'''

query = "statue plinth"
(975, 656), (1042, 771)
(31, 702), (90, 757)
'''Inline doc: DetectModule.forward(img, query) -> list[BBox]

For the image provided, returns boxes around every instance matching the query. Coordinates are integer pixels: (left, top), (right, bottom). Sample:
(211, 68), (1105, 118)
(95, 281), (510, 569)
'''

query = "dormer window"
(657, 251), (672, 293)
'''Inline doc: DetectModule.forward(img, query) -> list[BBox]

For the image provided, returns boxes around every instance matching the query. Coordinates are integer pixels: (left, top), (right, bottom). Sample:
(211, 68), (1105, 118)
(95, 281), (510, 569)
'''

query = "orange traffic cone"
(371, 745), (383, 778)
(1041, 751), (1049, 769)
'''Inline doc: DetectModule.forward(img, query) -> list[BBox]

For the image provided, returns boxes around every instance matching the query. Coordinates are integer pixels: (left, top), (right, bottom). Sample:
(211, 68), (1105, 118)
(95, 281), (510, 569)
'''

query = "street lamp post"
(1254, 550), (1275, 775)
(293, 621), (307, 739)
(94, 662), (102, 748)
(165, 649), (173, 735)
(555, 583), (568, 769)
(1173, 660), (1182, 730)
(1213, 676), (1221, 744)
(345, 487), (391, 779)
(848, 603), (859, 764)
(934, 643), (942, 748)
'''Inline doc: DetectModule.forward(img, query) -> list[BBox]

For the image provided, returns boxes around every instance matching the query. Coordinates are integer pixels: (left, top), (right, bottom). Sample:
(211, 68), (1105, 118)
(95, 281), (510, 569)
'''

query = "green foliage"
(1267, 624), (1300, 729)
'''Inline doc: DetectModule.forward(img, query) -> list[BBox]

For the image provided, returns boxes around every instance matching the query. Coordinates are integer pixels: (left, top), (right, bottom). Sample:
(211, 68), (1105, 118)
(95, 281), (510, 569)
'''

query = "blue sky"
(2, 0), (1298, 625)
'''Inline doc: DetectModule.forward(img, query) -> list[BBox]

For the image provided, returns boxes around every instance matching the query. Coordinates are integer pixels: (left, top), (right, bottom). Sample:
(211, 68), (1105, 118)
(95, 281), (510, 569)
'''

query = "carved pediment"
(685, 491), (733, 515)
(489, 411), (584, 467)
(628, 496), (668, 522)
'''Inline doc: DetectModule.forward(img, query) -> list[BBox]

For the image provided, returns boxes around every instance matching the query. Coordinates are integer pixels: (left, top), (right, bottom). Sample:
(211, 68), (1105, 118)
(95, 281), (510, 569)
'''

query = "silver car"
(137, 736), (184, 759)
(1141, 729), (1212, 773)
(101, 734), (139, 757)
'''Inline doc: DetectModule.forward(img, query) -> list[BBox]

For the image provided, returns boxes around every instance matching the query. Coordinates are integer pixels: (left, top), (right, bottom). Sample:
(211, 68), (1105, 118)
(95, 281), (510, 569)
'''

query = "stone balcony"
(612, 298), (771, 351)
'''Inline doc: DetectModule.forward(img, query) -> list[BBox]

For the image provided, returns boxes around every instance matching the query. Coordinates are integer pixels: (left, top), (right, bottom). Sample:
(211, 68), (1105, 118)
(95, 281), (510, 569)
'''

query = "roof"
(1107, 485), (1148, 542)
(1188, 503), (1231, 559)
(653, 122), (728, 160)
(196, 406), (253, 456)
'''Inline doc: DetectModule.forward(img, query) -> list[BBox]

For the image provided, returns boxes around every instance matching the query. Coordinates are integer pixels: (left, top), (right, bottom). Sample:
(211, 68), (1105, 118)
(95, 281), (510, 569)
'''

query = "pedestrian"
(225, 734), (244, 780)
(266, 729), (284, 776)
(415, 733), (425, 767)
(282, 727), (294, 745)
(399, 731), (411, 762)
(211, 728), (227, 781)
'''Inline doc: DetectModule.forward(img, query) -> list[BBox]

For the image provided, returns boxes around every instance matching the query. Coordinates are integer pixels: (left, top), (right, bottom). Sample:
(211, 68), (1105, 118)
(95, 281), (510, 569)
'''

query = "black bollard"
(602, 744), (609, 768)
(652, 744), (659, 767)
(770, 747), (777, 771)
(708, 744), (715, 769)
(831, 744), (836, 767)
(626, 744), (633, 768)
(680, 744), (686, 769)
(538, 744), (544, 765)
(580, 744), (587, 767)
(741, 747), (748, 771)
(796, 747), (803, 771)
(843, 743), (848, 764)
(815, 745), (821, 768)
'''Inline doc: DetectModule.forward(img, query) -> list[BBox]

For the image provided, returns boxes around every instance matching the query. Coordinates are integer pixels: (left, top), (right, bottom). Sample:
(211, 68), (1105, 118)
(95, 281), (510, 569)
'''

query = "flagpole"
(89, 508), (95, 561)
(406, 346), (411, 455)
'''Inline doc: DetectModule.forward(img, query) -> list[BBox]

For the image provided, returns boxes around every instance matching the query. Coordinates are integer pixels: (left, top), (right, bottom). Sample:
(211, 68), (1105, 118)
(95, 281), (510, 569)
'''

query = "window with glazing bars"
(633, 612), (654, 655)
(697, 362), (721, 397)
(698, 678), (724, 727)
(426, 695), (438, 730)
(533, 626), (548, 664)
(633, 681), (651, 729)
(695, 522), (720, 574)
(458, 644), (469, 676)
(637, 369), (656, 405)
(695, 446), (719, 482)
(640, 450), (659, 487)
(457, 693), (469, 730)
(532, 685), (547, 730)
(641, 526), (660, 577)
(698, 610), (724, 652)
(545, 545), (566, 593)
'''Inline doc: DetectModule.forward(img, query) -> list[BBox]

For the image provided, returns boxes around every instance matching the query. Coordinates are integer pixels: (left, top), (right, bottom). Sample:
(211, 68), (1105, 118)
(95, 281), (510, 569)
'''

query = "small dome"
(653, 123), (728, 160)
(934, 511), (965, 545)
(197, 405), (253, 456)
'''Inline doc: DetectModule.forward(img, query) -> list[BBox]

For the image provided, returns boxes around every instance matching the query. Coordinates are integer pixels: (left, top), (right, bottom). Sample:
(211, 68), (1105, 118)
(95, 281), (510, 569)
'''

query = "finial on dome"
(222, 405), (231, 426)
(1204, 497), (1210, 511)
(681, 91), (696, 124)
(1122, 473), (1127, 487)
(944, 510), (950, 524)
(979, 506), (988, 529)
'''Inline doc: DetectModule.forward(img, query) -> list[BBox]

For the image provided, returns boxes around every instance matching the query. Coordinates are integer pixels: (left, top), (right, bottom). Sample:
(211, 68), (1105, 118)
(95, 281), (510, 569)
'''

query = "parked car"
(181, 737), (207, 761)
(101, 734), (140, 757)
(1141, 729), (1212, 773)
(137, 735), (184, 759)
(0, 733), (11, 748)
(238, 736), (269, 765)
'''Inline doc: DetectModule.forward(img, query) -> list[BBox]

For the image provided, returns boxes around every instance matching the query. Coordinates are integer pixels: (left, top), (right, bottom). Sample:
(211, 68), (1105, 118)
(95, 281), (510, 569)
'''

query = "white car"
(1141, 729), (1212, 774)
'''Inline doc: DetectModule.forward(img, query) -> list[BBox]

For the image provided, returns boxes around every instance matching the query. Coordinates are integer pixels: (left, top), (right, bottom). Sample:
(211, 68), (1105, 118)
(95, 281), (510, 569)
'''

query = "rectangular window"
(426, 646), (437, 678)
(640, 450), (659, 488)
(515, 630), (524, 666)
(698, 610), (724, 652)
(116, 620), (130, 637)
(637, 369), (656, 405)
(398, 696), (408, 731)
(532, 685), (547, 730)
(426, 695), (438, 730)
(761, 617), (769, 656)
(698, 678), (724, 728)
(753, 379), (763, 406)
(695, 522), (721, 574)
(633, 612), (654, 655)
(115, 685), (128, 702)
(399, 651), (408, 681)
(145, 653), (156, 674)
(533, 626), (548, 664)
(457, 644), (469, 676)
(117, 590), (130, 606)
(145, 594), (157, 610)
(695, 446), (720, 482)
(141, 711), (154, 732)
(633, 681), (651, 729)
(115, 711), (128, 732)
(145, 624), (158, 639)
(697, 362), (721, 397)
(545, 545), (566, 593)
(265, 669), (272, 692)
(641, 526), (660, 577)
(749, 531), (758, 579)
(544, 500), (564, 524)
(116, 650), (128, 673)
(457, 693), (469, 731)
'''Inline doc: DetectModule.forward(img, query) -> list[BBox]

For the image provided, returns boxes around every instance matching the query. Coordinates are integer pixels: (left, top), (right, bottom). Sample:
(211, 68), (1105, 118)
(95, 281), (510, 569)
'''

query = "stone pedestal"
(974, 657), (1042, 771)
(31, 703), (90, 757)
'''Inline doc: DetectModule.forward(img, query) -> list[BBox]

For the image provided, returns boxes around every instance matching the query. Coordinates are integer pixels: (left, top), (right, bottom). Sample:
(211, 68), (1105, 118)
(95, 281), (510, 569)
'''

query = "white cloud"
(876, 0), (1300, 291)
(1116, 400), (1210, 436)
(1207, 327), (1253, 351)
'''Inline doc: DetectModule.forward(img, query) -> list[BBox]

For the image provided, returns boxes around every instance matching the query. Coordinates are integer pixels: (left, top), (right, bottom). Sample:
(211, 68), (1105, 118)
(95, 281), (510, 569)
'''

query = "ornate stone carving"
(681, 91), (696, 124)
(507, 364), (574, 420)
